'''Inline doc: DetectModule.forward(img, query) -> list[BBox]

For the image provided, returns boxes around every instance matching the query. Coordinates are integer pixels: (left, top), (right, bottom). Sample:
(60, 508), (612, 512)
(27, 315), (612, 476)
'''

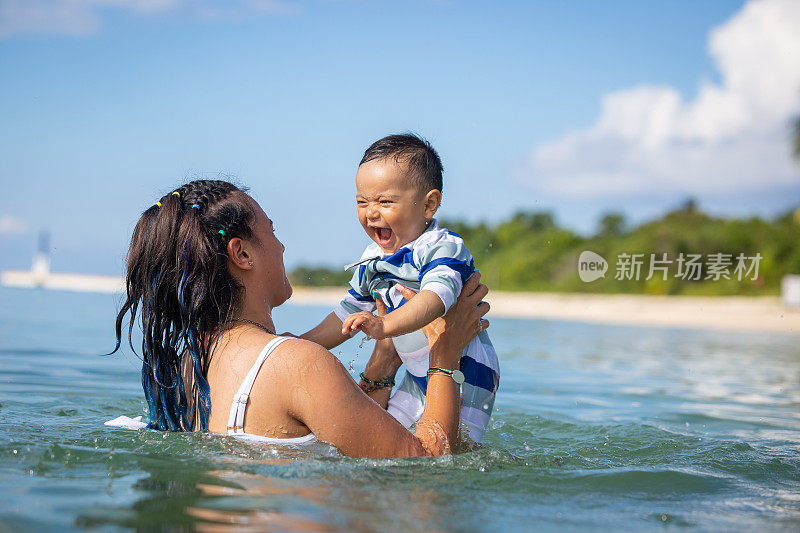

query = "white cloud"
(521, 0), (800, 200)
(0, 0), (291, 37)
(1, 1), (96, 37)
(0, 214), (28, 235)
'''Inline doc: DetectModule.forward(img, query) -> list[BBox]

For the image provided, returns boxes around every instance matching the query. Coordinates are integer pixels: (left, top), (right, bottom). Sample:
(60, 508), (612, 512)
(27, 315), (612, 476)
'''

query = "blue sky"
(1, 0), (798, 276)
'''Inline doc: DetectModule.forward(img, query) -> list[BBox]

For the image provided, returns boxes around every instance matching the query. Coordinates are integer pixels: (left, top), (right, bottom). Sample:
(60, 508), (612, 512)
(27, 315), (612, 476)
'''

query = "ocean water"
(1, 286), (799, 532)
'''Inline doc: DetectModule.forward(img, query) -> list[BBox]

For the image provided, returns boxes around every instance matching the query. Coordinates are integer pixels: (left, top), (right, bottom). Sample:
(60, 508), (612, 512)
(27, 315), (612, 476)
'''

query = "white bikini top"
(226, 336), (318, 445)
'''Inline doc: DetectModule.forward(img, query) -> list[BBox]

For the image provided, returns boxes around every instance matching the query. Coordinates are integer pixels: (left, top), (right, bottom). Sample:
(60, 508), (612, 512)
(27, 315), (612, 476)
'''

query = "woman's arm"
(272, 273), (490, 458)
(274, 340), (447, 457)
(360, 296), (403, 409)
(303, 299), (401, 408)
(360, 339), (402, 409)
(300, 312), (352, 349)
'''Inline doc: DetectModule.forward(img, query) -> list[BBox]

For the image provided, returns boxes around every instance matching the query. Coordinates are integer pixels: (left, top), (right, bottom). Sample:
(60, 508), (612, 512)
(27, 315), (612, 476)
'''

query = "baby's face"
(355, 158), (432, 254)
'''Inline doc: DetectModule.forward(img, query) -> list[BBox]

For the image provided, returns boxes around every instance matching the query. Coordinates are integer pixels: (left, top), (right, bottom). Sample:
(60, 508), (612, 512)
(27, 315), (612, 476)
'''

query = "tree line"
(290, 201), (800, 295)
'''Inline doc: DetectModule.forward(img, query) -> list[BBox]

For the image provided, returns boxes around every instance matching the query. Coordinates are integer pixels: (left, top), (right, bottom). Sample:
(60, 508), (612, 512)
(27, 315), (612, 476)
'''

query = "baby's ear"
(423, 189), (442, 218)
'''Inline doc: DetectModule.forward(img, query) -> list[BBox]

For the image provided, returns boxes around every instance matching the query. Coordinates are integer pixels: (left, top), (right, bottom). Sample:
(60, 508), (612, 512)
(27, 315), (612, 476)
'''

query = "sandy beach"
(289, 287), (800, 336)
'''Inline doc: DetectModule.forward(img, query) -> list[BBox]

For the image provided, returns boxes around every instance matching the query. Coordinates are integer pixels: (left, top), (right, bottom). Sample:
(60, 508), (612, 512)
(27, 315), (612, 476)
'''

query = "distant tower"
(31, 230), (51, 285)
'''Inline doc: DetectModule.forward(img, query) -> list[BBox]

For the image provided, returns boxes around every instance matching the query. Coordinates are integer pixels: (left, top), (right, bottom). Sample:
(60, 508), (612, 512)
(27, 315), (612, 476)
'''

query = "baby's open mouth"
(374, 227), (393, 244)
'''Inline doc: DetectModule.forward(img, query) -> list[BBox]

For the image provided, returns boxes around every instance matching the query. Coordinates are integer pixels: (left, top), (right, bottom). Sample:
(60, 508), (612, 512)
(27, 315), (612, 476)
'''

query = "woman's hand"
(395, 272), (489, 369)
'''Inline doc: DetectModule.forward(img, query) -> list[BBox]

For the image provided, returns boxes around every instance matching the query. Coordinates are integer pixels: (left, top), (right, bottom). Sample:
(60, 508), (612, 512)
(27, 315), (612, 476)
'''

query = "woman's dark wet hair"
(360, 133), (443, 193)
(110, 179), (256, 431)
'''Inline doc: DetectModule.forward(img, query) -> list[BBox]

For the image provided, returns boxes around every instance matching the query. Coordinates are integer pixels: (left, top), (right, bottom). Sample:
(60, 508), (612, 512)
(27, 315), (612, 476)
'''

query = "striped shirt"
(333, 219), (500, 442)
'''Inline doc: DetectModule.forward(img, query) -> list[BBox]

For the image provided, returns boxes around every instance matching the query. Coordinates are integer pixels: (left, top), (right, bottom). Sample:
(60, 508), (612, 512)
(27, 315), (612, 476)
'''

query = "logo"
(578, 250), (608, 282)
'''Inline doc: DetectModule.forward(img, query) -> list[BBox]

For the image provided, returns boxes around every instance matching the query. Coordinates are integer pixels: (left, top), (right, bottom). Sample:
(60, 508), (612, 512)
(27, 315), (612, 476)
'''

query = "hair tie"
(155, 202), (162, 208)
(172, 191), (180, 197)
(191, 204), (200, 210)
(218, 230), (226, 236)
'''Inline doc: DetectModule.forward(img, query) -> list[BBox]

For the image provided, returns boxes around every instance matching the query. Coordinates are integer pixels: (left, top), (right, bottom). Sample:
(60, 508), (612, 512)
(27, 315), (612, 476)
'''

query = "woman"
(111, 180), (490, 458)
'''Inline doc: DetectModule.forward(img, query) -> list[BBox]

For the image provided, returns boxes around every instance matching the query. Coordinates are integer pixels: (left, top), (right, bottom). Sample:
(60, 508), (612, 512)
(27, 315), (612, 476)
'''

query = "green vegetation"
(290, 203), (800, 295)
(288, 265), (351, 288)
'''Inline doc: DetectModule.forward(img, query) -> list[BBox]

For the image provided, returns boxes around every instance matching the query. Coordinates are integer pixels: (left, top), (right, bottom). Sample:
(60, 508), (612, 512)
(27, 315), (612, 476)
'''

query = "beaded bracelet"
(359, 372), (395, 393)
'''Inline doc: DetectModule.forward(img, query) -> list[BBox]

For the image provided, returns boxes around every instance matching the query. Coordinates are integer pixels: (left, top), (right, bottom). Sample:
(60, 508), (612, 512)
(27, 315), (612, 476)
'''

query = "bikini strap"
(226, 336), (291, 434)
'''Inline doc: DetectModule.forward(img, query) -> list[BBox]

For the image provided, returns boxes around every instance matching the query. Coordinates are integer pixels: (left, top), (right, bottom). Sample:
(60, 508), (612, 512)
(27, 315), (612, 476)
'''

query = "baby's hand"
(341, 311), (387, 340)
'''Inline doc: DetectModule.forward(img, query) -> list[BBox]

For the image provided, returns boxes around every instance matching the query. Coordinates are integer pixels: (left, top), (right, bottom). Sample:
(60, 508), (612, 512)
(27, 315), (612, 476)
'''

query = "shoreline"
(288, 287), (800, 336)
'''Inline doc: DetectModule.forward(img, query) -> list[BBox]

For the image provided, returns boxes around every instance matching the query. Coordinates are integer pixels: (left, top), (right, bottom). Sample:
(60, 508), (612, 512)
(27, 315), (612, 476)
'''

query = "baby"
(302, 134), (500, 443)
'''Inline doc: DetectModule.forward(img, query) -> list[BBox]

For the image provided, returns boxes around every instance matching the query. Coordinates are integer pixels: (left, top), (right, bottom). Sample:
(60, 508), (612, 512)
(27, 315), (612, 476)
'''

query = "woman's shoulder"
(213, 333), (329, 373)
(269, 337), (340, 367)
(266, 338), (351, 395)
(243, 337), (342, 393)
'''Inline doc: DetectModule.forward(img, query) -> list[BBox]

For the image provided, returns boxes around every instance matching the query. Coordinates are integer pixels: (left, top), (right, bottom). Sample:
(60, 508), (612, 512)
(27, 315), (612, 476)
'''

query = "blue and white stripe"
(333, 219), (500, 443)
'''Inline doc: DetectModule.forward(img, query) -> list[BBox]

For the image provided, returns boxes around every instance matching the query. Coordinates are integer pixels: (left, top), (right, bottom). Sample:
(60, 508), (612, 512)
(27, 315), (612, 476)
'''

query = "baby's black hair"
(359, 133), (443, 193)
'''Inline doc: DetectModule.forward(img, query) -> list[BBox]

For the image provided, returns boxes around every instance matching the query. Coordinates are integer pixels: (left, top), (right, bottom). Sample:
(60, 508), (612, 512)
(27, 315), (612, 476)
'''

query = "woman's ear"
(227, 238), (253, 271)
(423, 189), (442, 219)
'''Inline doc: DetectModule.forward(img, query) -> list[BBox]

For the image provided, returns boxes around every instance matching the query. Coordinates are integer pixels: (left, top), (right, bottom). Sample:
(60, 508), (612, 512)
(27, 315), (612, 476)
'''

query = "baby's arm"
(301, 312), (352, 349)
(341, 290), (445, 339)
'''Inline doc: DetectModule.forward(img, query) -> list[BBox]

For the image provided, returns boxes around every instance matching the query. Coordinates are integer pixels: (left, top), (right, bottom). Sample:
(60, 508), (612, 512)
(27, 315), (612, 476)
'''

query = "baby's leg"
(386, 371), (426, 428)
(457, 332), (500, 443)
(385, 333), (500, 442)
